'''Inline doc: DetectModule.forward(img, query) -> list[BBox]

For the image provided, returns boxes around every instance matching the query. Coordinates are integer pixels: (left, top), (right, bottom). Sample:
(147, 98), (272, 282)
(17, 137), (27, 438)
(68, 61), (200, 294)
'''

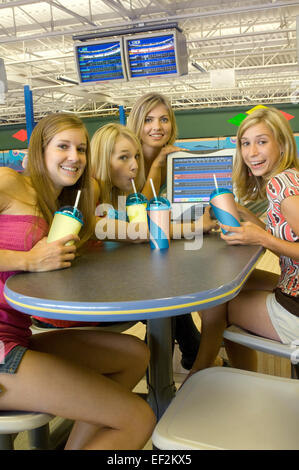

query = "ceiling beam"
(1, 1), (299, 44)
(100, 0), (138, 20)
(45, 0), (97, 27)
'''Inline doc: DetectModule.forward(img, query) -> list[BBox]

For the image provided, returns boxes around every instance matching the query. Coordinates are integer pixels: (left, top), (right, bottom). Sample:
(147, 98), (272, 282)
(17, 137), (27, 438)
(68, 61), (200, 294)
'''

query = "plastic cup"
(209, 188), (241, 235)
(126, 193), (148, 223)
(47, 205), (84, 246)
(147, 197), (171, 250)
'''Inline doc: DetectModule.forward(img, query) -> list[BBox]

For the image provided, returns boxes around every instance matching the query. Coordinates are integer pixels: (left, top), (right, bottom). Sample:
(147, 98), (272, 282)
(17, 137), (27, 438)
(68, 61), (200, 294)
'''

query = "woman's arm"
(93, 178), (148, 243)
(281, 195), (299, 237)
(236, 202), (266, 228)
(95, 211), (217, 243)
(142, 165), (162, 201)
(0, 167), (20, 212)
(141, 144), (179, 199)
(170, 208), (218, 239)
(221, 195), (299, 261)
(0, 168), (80, 272)
(0, 234), (80, 272)
(202, 206), (219, 232)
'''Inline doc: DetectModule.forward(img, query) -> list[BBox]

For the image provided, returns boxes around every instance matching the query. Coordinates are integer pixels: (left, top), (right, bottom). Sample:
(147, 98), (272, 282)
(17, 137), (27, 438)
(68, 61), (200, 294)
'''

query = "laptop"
(166, 149), (235, 220)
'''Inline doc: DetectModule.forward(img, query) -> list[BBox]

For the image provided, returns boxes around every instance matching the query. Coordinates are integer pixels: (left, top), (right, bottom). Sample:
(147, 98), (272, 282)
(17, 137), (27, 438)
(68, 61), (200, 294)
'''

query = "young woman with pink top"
(0, 113), (155, 450)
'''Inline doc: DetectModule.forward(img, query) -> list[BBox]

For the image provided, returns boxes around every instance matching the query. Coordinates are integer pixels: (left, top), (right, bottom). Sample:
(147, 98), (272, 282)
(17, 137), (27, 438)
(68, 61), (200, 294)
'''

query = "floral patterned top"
(266, 168), (299, 311)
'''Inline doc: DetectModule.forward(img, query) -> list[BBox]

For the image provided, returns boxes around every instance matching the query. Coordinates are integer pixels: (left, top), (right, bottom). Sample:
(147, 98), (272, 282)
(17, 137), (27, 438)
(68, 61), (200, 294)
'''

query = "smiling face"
(44, 128), (87, 194)
(140, 103), (172, 151)
(110, 135), (139, 192)
(240, 122), (282, 177)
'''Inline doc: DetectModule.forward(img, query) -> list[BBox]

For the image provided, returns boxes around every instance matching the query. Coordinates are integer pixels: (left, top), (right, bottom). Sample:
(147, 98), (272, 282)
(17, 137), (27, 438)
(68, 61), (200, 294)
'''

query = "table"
(4, 234), (264, 419)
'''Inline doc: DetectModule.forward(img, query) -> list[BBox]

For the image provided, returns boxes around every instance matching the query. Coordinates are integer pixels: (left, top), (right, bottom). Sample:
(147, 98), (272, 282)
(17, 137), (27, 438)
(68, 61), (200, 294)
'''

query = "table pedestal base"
(147, 317), (176, 420)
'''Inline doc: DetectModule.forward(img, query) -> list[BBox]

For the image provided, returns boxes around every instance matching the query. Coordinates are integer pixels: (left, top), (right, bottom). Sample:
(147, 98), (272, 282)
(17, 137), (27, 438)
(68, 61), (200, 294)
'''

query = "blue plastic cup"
(209, 188), (240, 235)
(147, 197), (171, 250)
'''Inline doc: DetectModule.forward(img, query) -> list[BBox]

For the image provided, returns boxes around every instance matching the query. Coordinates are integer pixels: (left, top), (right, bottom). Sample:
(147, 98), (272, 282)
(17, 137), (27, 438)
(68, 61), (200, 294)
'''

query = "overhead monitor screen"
(124, 30), (188, 79)
(74, 39), (127, 84)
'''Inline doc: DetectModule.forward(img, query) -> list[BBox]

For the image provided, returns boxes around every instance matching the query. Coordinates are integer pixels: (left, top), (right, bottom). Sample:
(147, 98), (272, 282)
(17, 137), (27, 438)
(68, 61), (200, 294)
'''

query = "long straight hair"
(25, 113), (95, 246)
(90, 123), (145, 208)
(233, 107), (299, 201)
(127, 92), (177, 145)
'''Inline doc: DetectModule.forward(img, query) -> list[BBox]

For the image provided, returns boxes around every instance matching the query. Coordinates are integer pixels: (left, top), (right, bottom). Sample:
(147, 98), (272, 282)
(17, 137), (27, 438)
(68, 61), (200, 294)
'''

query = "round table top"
(4, 234), (263, 321)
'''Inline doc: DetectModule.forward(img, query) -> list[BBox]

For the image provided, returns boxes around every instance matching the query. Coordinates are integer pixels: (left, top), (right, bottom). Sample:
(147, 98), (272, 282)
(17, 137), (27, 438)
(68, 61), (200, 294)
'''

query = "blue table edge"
(4, 247), (263, 322)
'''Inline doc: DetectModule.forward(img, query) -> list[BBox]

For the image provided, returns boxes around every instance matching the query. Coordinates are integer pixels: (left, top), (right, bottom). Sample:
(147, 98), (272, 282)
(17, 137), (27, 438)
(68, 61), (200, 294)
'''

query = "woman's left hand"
(153, 144), (181, 169)
(220, 221), (267, 246)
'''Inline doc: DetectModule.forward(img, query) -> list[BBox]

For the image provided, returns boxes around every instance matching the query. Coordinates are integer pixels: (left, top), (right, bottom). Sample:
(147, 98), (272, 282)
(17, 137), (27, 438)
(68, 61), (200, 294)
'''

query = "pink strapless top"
(0, 214), (48, 357)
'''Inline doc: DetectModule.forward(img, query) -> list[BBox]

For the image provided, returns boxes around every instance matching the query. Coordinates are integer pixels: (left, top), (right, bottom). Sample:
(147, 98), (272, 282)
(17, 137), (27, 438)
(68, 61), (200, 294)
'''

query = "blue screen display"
(76, 41), (125, 82)
(127, 34), (177, 78)
(172, 156), (233, 203)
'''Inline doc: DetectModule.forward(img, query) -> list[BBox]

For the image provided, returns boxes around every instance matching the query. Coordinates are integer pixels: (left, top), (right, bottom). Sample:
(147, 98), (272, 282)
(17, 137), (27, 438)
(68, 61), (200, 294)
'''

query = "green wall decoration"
(0, 103), (298, 151)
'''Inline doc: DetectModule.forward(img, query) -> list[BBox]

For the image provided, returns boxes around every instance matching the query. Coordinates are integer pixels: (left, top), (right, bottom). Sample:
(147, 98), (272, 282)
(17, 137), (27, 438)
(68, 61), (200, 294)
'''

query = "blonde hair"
(127, 92), (177, 145)
(233, 107), (299, 201)
(90, 123), (145, 207)
(25, 113), (94, 246)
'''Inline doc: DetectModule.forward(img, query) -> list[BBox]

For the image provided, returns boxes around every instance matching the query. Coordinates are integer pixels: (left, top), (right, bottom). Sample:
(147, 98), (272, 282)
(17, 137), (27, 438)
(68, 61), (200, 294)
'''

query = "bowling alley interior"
(0, 0), (299, 452)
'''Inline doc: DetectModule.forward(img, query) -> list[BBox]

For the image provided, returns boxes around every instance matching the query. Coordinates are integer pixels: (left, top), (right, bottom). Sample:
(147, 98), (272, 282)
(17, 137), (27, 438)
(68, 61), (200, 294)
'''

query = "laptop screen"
(167, 151), (234, 205)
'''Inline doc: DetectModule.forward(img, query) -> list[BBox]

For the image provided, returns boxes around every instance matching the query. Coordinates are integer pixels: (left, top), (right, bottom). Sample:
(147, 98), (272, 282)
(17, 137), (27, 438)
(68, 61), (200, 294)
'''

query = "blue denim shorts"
(0, 345), (27, 374)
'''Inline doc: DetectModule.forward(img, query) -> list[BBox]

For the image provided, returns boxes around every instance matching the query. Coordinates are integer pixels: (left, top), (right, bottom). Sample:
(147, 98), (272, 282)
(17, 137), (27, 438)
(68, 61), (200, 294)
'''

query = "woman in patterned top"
(187, 106), (299, 376)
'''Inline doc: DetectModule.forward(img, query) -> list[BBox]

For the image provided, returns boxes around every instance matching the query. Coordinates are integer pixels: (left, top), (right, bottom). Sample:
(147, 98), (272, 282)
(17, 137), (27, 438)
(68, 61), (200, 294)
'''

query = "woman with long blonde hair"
(128, 93), (219, 371)
(127, 92), (178, 199)
(233, 106), (299, 202)
(25, 112), (95, 247)
(188, 107), (299, 377)
(0, 113), (156, 450)
(90, 122), (148, 242)
(91, 122), (145, 208)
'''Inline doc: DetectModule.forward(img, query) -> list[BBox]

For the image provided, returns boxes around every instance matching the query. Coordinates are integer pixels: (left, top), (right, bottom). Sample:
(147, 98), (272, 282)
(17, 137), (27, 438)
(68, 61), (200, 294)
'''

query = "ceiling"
(1, 0), (299, 126)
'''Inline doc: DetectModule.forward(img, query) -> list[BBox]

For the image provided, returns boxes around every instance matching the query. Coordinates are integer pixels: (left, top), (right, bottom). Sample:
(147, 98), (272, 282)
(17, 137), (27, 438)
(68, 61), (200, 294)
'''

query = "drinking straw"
(213, 174), (219, 192)
(74, 189), (81, 209)
(150, 178), (158, 202)
(131, 178), (139, 201)
(131, 178), (137, 195)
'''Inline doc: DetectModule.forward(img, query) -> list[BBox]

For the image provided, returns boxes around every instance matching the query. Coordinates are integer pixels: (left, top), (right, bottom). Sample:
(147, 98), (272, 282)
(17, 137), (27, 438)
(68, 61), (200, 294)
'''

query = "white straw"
(150, 178), (158, 200)
(74, 190), (81, 209)
(131, 178), (137, 195)
(213, 174), (218, 191)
